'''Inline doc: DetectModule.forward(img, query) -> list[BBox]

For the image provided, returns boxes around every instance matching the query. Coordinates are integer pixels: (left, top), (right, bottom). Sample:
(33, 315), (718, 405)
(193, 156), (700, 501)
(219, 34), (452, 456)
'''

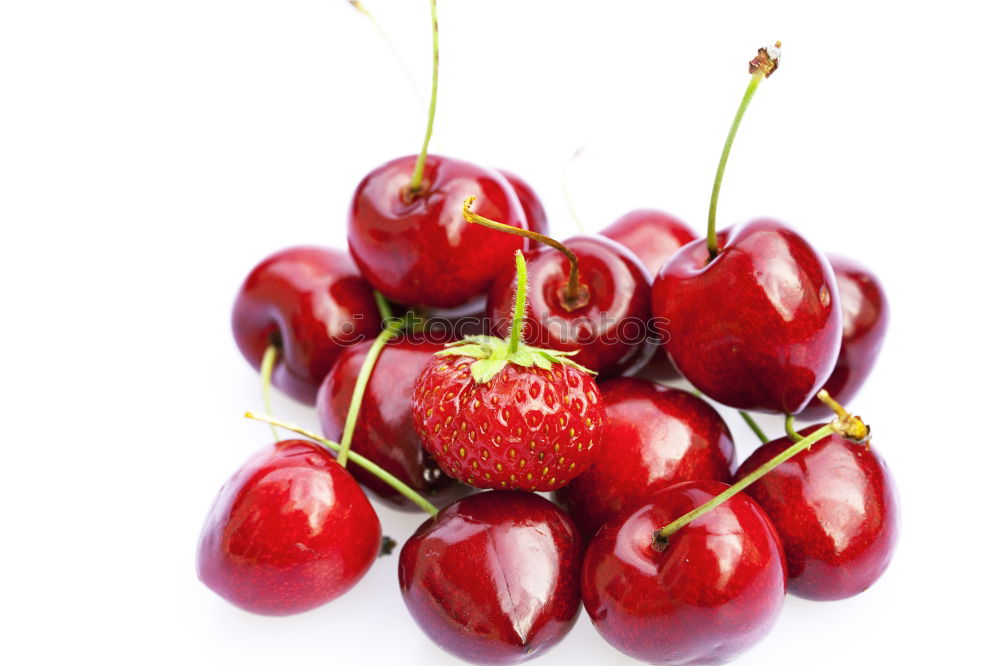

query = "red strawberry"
(410, 250), (606, 491)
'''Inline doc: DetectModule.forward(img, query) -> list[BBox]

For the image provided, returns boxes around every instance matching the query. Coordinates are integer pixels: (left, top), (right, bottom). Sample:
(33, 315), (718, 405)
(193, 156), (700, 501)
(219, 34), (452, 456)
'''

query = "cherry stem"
(816, 389), (871, 443)
(784, 413), (803, 442)
(706, 42), (781, 260)
(336, 317), (406, 467)
(653, 423), (834, 550)
(408, 0), (439, 193)
(738, 410), (769, 445)
(348, 1), (425, 111)
(374, 290), (394, 322)
(462, 196), (590, 310)
(245, 411), (438, 516)
(561, 146), (587, 233)
(508, 251), (528, 355)
(260, 344), (280, 441)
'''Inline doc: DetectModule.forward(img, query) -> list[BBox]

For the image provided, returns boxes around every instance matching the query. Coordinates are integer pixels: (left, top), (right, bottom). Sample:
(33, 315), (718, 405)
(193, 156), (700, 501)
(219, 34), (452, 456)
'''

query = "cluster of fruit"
(196, 7), (898, 665)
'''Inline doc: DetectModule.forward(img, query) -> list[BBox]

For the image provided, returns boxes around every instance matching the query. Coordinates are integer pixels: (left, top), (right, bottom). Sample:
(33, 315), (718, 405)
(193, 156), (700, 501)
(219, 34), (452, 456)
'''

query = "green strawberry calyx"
(435, 335), (595, 384)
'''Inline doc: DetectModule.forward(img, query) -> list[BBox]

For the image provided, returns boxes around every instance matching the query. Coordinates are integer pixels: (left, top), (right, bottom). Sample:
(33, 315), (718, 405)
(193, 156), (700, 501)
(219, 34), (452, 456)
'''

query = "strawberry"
(410, 250), (606, 491)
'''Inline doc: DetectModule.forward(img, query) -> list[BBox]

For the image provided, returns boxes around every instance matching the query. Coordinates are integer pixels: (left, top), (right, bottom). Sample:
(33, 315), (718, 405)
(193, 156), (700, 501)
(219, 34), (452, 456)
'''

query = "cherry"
(651, 44), (842, 413)
(599, 208), (697, 276)
(653, 220), (842, 412)
(231, 246), (382, 405)
(799, 254), (889, 420)
(556, 378), (735, 541)
(581, 480), (786, 665)
(499, 169), (549, 241)
(197, 439), (381, 616)
(317, 334), (468, 510)
(467, 200), (653, 376)
(398, 491), (583, 664)
(734, 423), (899, 600)
(348, 155), (528, 308)
(347, 1), (528, 309)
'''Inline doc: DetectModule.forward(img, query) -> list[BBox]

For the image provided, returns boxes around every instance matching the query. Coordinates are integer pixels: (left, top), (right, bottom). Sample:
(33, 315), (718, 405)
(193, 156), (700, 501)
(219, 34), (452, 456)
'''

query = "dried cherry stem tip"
(461, 196), (590, 310)
(245, 411), (439, 516)
(706, 41), (781, 260)
(816, 389), (870, 443)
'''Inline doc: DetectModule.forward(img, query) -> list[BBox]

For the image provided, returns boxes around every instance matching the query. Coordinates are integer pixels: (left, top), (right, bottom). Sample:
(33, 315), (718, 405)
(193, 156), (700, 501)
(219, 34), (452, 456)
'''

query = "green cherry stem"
(462, 196), (590, 310)
(784, 413), (803, 442)
(336, 317), (406, 467)
(653, 422), (835, 550)
(347, 0), (425, 111)
(245, 411), (438, 516)
(374, 290), (394, 322)
(706, 42), (781, 260)
(260, 344), (280, 441)
(508, 251), (528, 355)
(738, 410), (770, 445)
(408, 0), (439, 193)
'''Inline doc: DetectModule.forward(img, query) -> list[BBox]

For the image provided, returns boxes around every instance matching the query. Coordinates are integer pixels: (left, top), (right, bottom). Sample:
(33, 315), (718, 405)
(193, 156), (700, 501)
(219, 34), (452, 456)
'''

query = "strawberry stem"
(653, 422), (835, 551)
(508, 251), (528, 355)
(408, 0), (439, 193)
(462, 196), (589, 310)
(707, 42), (780, 260)
(260, 343), (280, 441)
(245, 411), (439, 516)
(336, 317), (406, 467)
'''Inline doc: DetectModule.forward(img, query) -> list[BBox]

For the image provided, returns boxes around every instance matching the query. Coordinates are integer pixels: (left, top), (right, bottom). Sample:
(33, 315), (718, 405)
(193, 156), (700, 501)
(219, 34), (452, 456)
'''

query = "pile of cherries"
(196, 14), (898, 666)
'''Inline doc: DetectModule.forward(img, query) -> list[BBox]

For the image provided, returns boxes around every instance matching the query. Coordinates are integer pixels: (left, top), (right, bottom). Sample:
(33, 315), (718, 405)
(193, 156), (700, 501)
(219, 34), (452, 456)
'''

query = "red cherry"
(498, 169), (549, 241)
(231, 246), (381, 405)
(398, 491), (583, 664)
(734, 424), (899, 600)
(599, 208), (697, 276)
(651, 219), (842, 413)
(557, 378), (735, 541)
(348, 154), (528, 308)
(581, 480), (786, 665)
(197, 439), (381, 615)
(799, 254), (889, 419)
(317, 335), (468, 510)
(487, 235), (654, 377)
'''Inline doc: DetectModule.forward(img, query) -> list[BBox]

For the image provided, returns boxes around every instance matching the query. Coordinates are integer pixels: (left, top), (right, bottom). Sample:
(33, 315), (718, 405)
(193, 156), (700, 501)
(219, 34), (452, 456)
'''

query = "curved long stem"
(336, 318), (406, 466)
(260, 344), (280, 441)
(246, 411), (438, 516)
(409, 0), (439, 192)
(508, 251), (528, 355)
(653, 424), (834, 549)
(374, 290), (394, 322)
(784, 413), (802, 441)
(561, 146), (586, 233)
(348, 1), (425, 111)
(463, 196), (589, 309)
(738, 410), (769, 445)
(707, 73), (762, 259)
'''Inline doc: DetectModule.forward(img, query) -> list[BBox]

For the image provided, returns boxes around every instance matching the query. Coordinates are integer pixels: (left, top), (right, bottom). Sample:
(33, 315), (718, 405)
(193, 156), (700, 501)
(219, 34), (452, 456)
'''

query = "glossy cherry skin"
(349, 154), (528, 308)
(652, 219), (842, 413)
(581, 480), (787, 666)
(317, 335), (468, 511)
(197, 440), (381, 615)
(231, 246), (381, 405)
(399, 491), (583, 664)
(487, 234), (654, 377)
(556, 378), (735, 541)
(734, 424), (899, 600)
(599, 208), (697, 276)
(499, 169), (549, 243)
(799, 254), (889, 420)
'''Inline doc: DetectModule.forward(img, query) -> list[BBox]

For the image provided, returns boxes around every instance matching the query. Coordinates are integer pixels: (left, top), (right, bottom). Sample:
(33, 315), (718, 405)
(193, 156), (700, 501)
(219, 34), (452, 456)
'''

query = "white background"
(2, 1), (997, 664)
